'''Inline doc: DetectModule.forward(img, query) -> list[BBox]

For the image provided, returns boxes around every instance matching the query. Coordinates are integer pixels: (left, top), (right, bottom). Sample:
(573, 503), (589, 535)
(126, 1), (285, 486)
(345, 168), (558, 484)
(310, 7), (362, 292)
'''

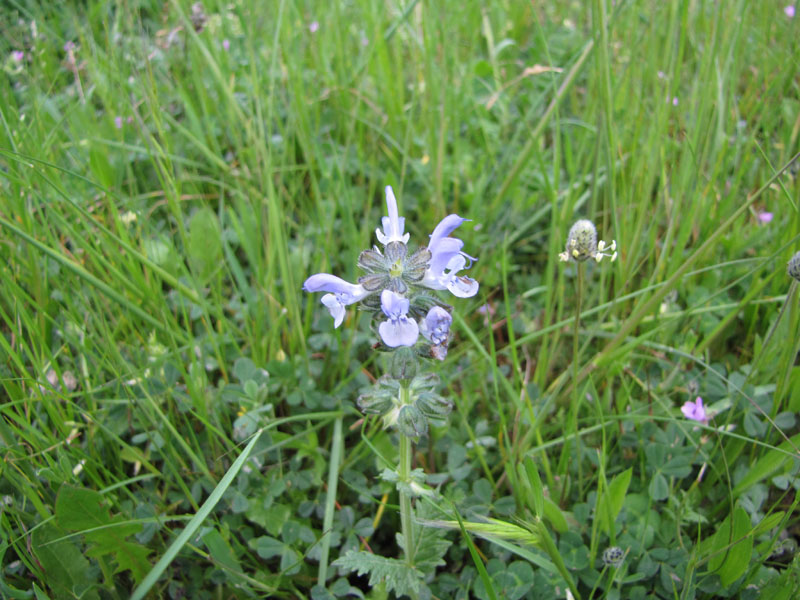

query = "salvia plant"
(303, 186), (479, 598)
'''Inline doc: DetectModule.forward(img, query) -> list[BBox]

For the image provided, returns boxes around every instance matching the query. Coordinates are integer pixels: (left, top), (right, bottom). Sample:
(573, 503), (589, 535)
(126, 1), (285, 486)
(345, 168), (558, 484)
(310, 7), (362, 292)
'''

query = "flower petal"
(428, 214), (468, 251)
(447, 276), (479, 298)
(321, 293), (346, 328)
(421, 306), (452, 345)
(375, 186), (410, 245)
(303, 273), (366, 302)
(379, 317), (420, 347)
(380, 289), (409, 318)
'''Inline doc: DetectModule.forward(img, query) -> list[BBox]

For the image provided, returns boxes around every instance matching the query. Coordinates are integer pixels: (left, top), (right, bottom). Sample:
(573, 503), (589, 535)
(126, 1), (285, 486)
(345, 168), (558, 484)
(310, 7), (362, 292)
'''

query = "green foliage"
(54, 484), (151, 583)
(1, 0), (799, 598)
(333, 551), (429, 599)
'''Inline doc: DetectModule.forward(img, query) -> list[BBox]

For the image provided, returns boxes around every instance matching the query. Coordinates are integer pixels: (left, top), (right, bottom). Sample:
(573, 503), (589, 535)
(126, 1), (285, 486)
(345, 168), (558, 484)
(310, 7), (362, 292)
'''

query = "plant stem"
(573, 262), (584, 482)
(317, 414), (343, 586)
(398, 386), (415, 566)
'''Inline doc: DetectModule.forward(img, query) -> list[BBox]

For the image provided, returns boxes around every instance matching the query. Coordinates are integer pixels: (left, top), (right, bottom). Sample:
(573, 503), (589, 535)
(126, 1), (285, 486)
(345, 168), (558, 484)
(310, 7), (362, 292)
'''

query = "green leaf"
(55, 485), (109, 531)
(649, 472), (669, 501)
(32, 523), (100, 600)
(731, 432), (800, 496)
(332, 550), (426, 598)
(708, 506), (753, 586)
(202, 529), (242, 576)
(475, 560), (535, 600)
(411, 517), (451, 575)
(187, 207), (222, 281)
(131, 428), (265, 600)
(55, 485), (151, 583)
(252, 535), (284, 560)
(596, 468), (632, 536)
(543, 497), (568, 533)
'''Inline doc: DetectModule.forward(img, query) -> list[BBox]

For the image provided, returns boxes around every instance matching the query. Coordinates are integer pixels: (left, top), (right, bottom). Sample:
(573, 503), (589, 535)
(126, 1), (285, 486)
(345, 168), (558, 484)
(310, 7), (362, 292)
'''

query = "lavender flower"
(681, 397), (708, 424)
(378, 290), (419, 347)
(786, 5), (796, 18)
(11, 50), (24, 63)
(303, 185), (477, 357)
(303, 273), (369, 327)
(758, 211), (774, 224)
(420, 306), (452, 360)
(421, 215), (479, 297)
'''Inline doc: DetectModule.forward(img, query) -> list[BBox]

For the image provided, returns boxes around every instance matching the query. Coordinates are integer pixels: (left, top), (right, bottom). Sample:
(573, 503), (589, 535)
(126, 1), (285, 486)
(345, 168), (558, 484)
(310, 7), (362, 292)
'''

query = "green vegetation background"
(1, 0), (800, 598)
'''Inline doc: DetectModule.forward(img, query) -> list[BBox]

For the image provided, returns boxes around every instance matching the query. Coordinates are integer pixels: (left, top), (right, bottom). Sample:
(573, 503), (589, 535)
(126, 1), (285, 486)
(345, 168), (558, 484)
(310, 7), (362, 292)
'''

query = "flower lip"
(378, 289), (419, 347)
(375, 186), (410, 246)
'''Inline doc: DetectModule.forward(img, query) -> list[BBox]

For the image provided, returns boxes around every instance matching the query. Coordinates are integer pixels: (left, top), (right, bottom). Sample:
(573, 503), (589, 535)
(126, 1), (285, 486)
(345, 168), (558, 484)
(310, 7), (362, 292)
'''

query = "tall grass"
(1, 0), (799, 598)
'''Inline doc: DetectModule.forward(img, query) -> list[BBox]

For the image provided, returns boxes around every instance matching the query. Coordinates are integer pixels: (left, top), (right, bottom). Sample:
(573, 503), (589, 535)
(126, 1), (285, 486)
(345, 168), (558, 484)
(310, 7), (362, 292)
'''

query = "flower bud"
(788, 250), (800, 282)
(564, 219), (597, 262)
(602, 546), (624, 567)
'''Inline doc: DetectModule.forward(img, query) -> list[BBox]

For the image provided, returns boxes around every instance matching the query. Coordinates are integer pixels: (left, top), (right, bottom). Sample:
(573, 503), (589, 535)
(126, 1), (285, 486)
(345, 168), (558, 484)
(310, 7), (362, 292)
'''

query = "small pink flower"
(63, 41), (76, 53)
(681, 397), (708, 424)
(757, 211), (774, 223)
(222, 39), (230, 51)
(785, 5), (796, 18)
(309, 21), (319, 33)
(672, 96), (679, 106)
(11, 50), (24, 62)
(657, 70), (666, 80)
(114, 116), (123, 129)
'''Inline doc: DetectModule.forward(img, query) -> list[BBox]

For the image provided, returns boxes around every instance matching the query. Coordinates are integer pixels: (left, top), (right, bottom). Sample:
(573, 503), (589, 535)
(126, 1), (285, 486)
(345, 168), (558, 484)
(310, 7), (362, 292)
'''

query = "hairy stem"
(398, 386), (415, 567)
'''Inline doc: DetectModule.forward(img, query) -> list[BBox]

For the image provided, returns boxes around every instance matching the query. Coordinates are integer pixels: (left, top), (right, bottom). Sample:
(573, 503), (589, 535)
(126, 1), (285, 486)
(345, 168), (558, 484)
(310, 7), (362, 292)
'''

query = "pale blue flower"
(378, 290), (419, 347)
(303, 273), (369, 327)
(421, 306), (452, 360)
(375, 186), (410, 246)
(422, 214), (478, 297)
(420, 306), (451, 346)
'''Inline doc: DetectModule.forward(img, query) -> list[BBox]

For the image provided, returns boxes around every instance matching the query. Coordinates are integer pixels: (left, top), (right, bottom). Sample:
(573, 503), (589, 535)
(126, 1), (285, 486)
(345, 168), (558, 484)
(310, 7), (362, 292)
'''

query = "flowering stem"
(398, 386), (415, 567)
(572, 262), (585, 483)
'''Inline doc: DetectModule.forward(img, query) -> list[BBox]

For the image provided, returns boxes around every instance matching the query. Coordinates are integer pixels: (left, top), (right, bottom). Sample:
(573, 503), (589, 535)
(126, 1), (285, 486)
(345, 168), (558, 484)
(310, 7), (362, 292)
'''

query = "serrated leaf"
(412, 519), (451, 574)
(55, 484), (110, 530)
(55, 485), (151, 583)
(87, 538), (151, 583)
(32, 523), (100, 600)
(332, 550), (425, 598)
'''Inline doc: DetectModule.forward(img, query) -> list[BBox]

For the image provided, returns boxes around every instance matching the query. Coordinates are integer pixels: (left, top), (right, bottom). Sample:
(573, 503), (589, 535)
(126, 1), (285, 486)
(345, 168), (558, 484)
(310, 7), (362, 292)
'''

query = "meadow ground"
(2, 1), (800, 598)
